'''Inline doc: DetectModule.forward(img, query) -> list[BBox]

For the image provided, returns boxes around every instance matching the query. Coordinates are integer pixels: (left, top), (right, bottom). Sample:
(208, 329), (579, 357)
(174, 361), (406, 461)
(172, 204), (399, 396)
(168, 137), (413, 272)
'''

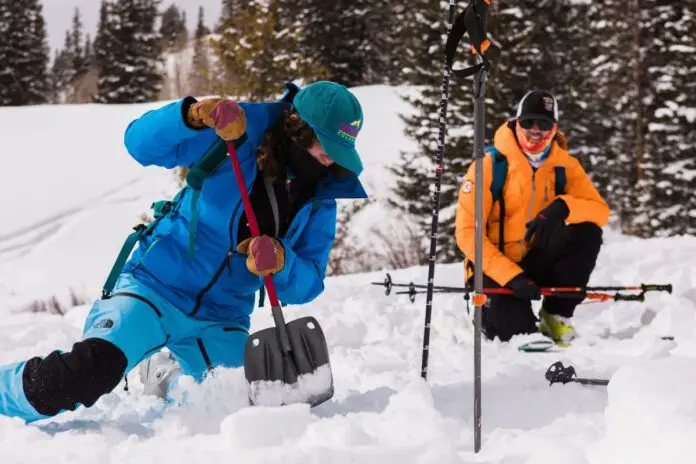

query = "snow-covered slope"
(1, 86), (695, 463)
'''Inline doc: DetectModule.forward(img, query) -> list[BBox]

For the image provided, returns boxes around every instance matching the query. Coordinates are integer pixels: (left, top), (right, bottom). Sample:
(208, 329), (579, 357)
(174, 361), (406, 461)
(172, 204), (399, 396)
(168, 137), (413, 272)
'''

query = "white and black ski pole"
(419, 0), (459, 383)
(420, 0), (494, 381)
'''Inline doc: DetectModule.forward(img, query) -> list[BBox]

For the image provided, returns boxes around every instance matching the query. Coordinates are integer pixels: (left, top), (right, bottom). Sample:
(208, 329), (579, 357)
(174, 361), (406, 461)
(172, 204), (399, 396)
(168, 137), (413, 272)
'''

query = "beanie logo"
(338, 121), (360, 143)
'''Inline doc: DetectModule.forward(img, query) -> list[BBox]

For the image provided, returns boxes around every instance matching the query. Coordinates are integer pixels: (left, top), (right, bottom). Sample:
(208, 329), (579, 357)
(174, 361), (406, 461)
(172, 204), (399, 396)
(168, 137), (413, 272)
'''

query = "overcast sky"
(42, 0), (223, 54)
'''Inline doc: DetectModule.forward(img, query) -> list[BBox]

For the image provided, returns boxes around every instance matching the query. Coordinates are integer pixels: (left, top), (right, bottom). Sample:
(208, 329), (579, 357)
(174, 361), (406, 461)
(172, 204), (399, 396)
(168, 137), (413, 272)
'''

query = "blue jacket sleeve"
(271, 201), (337, 304)
(124, 97), (217, 169)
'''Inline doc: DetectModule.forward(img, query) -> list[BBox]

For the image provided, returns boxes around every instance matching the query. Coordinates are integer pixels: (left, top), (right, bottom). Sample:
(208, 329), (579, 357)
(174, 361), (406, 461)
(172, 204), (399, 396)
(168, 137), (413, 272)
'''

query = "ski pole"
(545, 362), (609, 386)
(419, 0), (461, 385)
(373, 274), (673, 302)
(373, 273), (673, 295)
(443, 0), (495, 453)
(371, 273), (471, 294)
(395, 287), (654, 303)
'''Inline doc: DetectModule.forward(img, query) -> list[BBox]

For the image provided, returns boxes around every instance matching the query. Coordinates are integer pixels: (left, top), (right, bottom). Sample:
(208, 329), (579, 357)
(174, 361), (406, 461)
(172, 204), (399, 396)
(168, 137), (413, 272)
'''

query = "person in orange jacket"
(455, 90), (610, 344)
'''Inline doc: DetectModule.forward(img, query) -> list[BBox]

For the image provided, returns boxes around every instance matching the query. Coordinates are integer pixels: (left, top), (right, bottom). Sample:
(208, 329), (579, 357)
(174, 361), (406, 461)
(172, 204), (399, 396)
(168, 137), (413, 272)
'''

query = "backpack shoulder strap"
(184, 134), (248, 257)
(185, 138), (229, 189)
(487, 146), (508, 202)
(554, 166), (566, 195)
(485, 146), (507, 253)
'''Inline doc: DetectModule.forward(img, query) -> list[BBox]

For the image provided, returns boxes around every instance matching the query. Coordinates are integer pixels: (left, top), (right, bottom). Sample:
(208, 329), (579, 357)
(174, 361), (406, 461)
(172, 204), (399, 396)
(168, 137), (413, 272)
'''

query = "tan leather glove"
(187, 98), (247, 141)
(236, 236), (285, 276)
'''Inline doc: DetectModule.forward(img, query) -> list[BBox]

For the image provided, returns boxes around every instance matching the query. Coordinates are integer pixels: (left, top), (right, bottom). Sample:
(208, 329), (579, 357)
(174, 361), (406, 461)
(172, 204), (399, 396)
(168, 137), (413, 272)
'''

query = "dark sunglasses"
(519, 118), (555, 131)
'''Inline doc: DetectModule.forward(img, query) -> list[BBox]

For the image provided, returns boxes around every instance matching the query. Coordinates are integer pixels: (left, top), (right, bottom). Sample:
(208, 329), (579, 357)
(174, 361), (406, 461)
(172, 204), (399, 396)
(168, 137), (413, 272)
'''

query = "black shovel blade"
(244, 316), (334, 408)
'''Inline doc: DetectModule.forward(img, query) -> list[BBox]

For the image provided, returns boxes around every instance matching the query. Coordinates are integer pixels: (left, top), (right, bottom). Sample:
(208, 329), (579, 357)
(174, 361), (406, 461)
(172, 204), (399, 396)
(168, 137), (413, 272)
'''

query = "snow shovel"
(226, 141), (334, 408)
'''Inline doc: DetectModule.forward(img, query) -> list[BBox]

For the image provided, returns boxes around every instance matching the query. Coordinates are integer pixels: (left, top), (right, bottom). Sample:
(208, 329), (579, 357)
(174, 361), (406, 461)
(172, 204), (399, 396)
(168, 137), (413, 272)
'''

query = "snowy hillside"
(1, 86), (696, 463)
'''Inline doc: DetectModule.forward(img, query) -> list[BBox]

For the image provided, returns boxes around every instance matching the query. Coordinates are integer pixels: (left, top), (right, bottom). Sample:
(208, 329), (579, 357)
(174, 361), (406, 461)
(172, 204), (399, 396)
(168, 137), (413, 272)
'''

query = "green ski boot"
(538, 308), (577, 347)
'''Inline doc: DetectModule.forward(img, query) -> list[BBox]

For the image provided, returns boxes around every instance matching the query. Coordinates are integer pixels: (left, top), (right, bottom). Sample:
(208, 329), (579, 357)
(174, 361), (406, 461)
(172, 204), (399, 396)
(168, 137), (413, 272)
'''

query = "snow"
(1, 85), (696, 463)
(589, 357), (696, 463)
(249, 364), (333, 407)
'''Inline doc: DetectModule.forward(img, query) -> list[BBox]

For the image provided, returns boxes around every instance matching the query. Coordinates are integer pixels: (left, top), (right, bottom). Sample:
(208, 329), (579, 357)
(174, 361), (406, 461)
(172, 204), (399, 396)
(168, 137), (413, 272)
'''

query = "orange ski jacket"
(455, 122), (610, 286)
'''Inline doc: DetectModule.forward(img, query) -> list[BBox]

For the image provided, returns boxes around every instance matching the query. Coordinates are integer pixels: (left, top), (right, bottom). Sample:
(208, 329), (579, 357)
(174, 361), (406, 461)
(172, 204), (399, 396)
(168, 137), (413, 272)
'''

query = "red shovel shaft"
(226, 142), (281, 308)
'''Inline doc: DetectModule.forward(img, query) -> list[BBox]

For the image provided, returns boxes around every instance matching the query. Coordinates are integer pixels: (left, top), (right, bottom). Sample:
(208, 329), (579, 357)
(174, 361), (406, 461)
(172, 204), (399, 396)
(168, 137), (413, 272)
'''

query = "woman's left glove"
(187, 98), (247, 141)
(236, 235), (285, 276)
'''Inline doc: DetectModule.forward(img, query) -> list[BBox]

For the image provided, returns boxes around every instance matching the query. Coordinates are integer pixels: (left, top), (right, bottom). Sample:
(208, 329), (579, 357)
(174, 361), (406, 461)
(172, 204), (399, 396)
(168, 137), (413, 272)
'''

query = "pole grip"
(642, 284), (673, 294)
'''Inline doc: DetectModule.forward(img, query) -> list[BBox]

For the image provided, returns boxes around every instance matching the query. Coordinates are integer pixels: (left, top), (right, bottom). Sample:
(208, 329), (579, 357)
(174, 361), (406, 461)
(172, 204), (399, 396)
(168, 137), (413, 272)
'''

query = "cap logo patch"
(543, 96), (554, 112)
(338, 122), (360, 143)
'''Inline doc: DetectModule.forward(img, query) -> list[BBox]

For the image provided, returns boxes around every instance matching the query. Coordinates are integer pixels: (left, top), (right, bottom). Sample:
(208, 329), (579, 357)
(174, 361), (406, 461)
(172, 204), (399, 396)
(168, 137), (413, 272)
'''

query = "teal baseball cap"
(293, 81), (364, 175)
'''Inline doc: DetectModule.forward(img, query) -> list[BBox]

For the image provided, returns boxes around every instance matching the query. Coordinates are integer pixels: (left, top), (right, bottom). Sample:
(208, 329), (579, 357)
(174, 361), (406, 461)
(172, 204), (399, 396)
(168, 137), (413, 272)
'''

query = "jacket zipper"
(190, 167), (250, 317)
(521, 169), (538, 254)
(527, 169), (537, 222)
(227, 200), (243, 275)
(190, 250), (233, 317)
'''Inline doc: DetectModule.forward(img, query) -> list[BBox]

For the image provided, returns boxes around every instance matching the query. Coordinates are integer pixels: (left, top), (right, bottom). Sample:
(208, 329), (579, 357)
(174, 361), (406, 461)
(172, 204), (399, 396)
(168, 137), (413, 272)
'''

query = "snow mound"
(589, 357), (696, 463)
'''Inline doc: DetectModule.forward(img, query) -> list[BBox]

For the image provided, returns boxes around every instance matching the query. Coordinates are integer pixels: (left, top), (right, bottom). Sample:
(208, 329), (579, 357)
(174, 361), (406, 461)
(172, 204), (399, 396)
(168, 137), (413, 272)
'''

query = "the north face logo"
(93, 319), (114, 329)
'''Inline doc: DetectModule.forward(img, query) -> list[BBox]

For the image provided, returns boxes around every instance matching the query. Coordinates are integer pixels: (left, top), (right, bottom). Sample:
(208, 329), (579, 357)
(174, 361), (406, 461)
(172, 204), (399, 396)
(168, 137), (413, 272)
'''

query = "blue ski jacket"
(121, 98), (367, 328)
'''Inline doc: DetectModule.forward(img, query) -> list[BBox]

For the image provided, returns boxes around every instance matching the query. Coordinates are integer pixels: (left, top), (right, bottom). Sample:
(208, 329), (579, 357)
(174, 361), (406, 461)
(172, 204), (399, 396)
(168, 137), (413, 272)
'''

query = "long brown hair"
(255, 109), (315, 181)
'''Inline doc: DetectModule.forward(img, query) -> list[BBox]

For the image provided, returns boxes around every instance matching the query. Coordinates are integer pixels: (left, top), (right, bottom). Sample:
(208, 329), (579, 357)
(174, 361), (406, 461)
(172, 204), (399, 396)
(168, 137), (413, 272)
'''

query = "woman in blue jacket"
(0, 81), (367, 423)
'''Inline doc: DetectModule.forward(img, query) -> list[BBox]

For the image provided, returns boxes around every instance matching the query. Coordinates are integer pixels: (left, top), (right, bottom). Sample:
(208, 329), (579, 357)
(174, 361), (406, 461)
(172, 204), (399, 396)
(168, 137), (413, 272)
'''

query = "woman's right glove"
(236, 235), (285, 276)
(187, 98), (247, 141)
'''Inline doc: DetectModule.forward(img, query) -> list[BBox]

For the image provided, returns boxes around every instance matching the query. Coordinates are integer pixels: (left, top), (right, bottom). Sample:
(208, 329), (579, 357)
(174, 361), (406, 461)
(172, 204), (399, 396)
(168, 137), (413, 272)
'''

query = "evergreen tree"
(218, 0), (242, 30)
(84, 34), (93, 67)
(160, 4), (188, 51)
(0, 0), (50, 106)
(373, 0), (409, 84)
(70, 8), (87, 79)
(296, 0), (368, 87)
(50, 32), (74, 103)
(212, 0), (327, 100)
(562, 0), (631, 226)
(389, 0), (475, 262)
(93, 0), (163, 103)
(189, 6), (212, 96)
(682, 2), (696, 234)
(629, 1), (696, 236)
(51, 8), (91, 103)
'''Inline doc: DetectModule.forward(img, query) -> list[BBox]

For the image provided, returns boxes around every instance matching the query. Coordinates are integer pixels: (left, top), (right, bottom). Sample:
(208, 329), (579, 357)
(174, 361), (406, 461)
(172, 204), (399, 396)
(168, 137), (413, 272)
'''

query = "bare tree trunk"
(174, 61), (184, 99)
(631, 0), (645, 184)
(621, 0), (646, 234)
